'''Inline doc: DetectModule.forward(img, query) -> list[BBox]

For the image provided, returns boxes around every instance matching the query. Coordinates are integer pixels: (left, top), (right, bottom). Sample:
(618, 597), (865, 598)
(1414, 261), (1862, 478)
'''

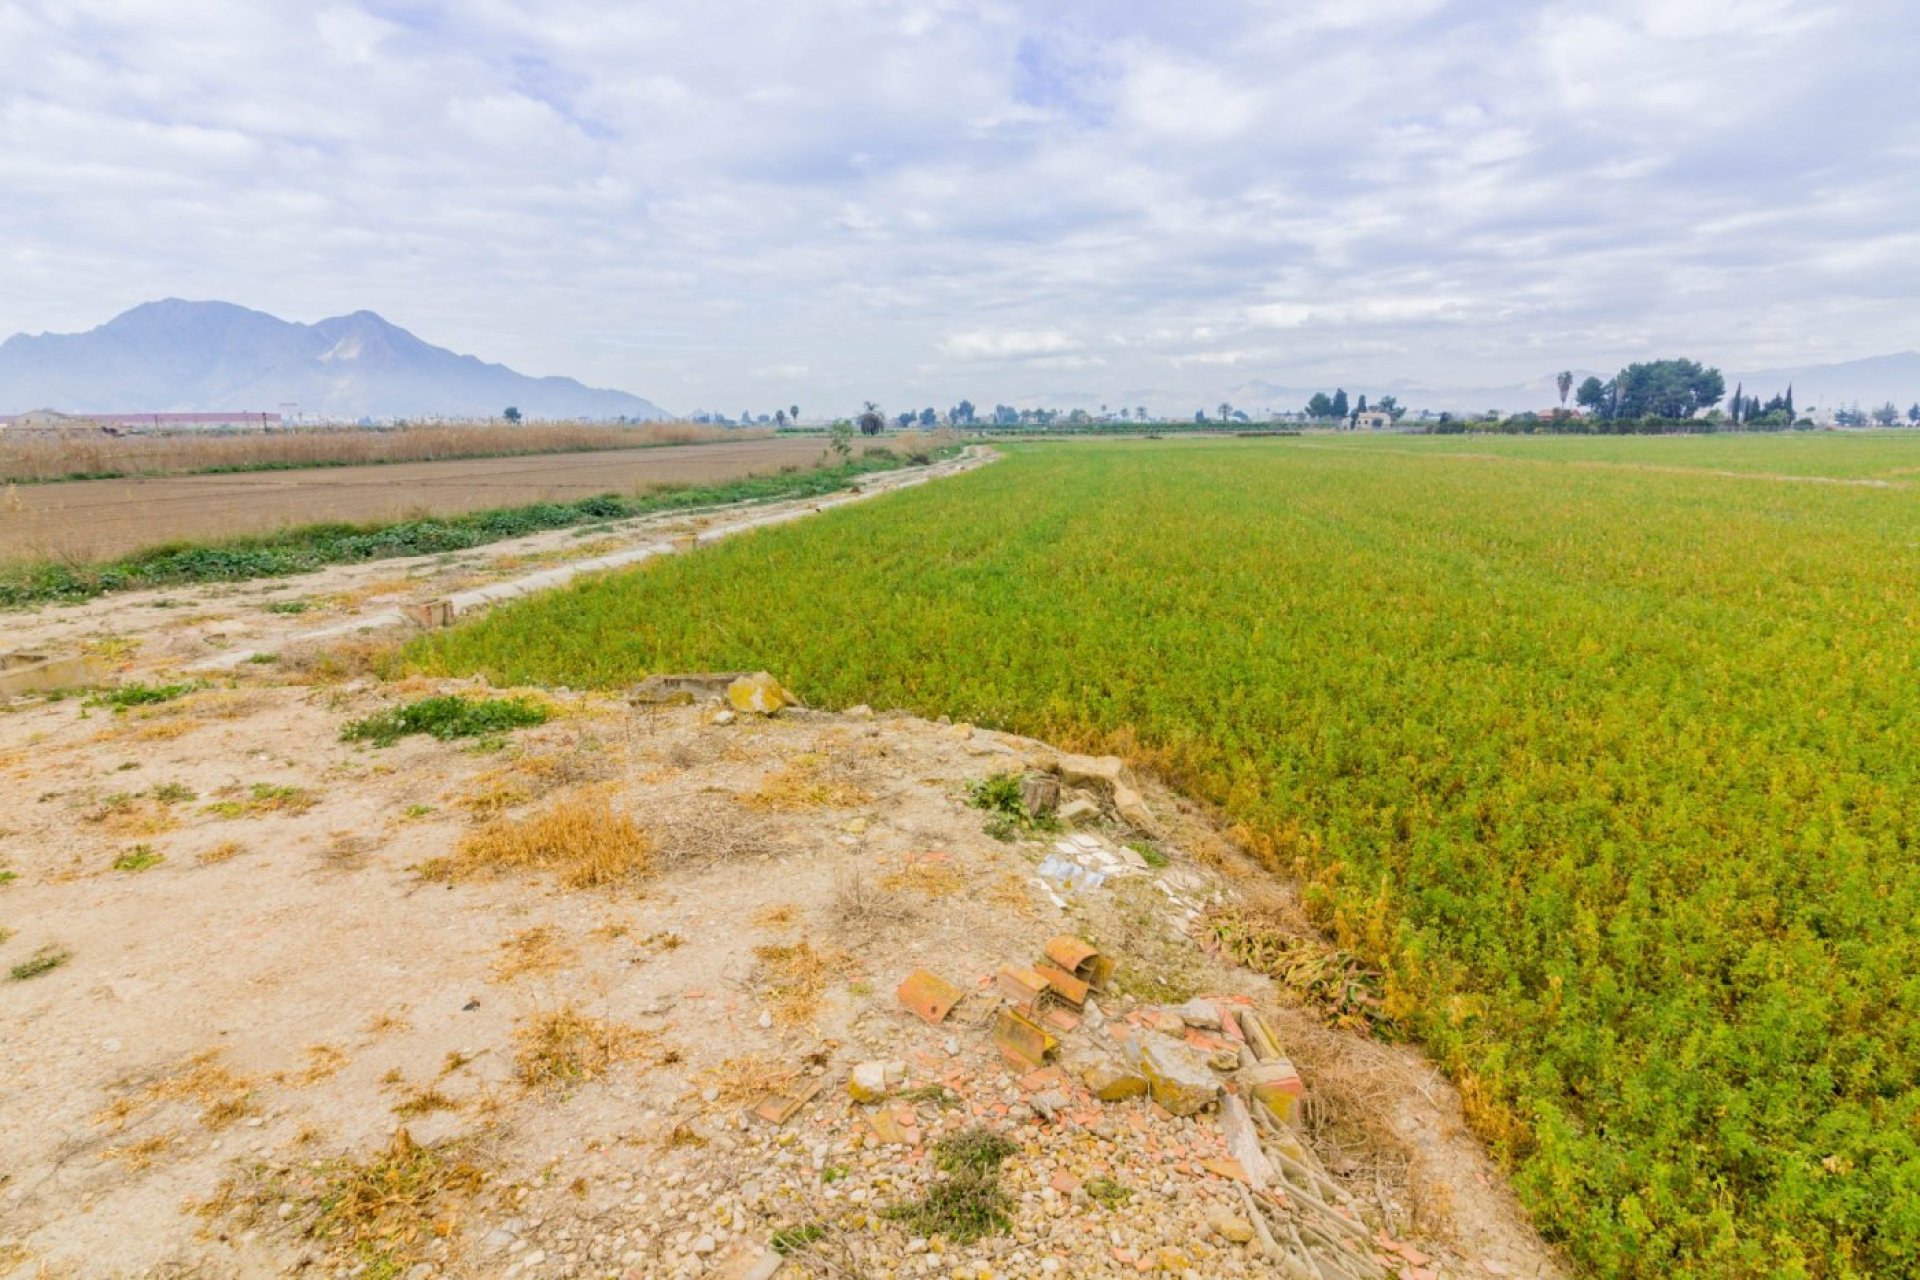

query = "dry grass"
(202, 1128), (489, 1280)
(738, 753), (871, 812)
(878, 855), (965, 897)
(694, 1054), (805, 1108)
(277, 634), (408, 684)
(1, 420), (755, 484)
(197, 839), (248, 865)
(427, 787), (652, 889)
(455, 746), (616, 820)
(96, 1050), (256, 1133)
(493, 926), (573, 981)
(82, 792), (178, 838)
(829, 869), (913, 931)
(753, 939), (856, 1024)
(513, 1007), (654, 1089)
(279, 1044), (349, 1088)
(100, 1134), (175, 1172)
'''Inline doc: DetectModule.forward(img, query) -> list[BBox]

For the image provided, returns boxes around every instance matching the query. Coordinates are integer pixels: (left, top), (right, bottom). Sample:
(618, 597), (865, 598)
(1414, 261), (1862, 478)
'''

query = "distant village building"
(1351, 409), (1393, 430)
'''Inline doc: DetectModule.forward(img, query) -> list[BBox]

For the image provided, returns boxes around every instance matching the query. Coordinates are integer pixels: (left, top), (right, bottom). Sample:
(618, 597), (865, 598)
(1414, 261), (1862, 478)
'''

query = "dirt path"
(0, 449), (990, 669)
(0, 436), (838, 562)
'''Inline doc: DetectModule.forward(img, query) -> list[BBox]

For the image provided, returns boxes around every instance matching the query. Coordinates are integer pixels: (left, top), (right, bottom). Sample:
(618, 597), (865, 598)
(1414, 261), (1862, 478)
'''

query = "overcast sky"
(1, 0), (1915, 414)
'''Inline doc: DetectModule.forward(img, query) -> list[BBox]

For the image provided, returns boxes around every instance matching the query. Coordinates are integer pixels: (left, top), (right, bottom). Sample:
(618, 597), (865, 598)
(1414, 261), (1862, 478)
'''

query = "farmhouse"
(1351, 409), (1393, 429)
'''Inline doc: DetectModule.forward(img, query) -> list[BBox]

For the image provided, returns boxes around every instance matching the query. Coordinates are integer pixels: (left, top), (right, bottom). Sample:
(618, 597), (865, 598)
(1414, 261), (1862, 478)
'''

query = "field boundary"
(191, 445), (996, 670)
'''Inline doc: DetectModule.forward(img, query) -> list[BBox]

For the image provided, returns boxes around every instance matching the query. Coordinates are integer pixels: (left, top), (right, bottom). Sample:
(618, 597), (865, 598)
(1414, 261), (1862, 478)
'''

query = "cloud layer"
(2, 0), (1915, 413)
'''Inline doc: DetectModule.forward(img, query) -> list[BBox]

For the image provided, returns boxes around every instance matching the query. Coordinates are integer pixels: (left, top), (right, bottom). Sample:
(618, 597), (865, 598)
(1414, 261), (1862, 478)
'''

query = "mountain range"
(0, 300), (668, 420)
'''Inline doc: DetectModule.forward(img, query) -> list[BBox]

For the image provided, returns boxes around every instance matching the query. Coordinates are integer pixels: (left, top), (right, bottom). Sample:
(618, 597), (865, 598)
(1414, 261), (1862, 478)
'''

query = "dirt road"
(0, 435), (835, 562)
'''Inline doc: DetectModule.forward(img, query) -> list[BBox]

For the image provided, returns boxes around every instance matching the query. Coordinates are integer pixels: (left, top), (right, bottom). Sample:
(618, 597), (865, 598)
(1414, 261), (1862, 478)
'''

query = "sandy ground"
(0, 436), (838, 562)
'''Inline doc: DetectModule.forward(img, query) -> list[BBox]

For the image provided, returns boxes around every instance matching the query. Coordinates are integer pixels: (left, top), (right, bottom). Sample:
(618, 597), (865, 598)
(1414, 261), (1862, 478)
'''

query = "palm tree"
(790, 404), (800, 425)
(1556, 370), (1573, 408)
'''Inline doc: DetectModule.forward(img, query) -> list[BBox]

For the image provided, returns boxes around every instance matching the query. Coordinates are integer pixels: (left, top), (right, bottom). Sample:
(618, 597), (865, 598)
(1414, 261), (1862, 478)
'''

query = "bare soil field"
(0, 436), (836, 563)
(0, 674), (1562, 1280)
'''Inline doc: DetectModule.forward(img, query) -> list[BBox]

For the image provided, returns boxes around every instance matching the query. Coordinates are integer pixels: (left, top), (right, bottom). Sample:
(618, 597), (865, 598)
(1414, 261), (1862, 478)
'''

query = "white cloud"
(0, 0), (1913, 412)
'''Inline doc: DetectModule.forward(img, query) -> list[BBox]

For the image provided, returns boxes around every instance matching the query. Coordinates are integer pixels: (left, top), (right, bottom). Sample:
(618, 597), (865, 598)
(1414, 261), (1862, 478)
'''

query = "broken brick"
(897, 969), (965, 1025)
(993, 1009), (1059, 1070)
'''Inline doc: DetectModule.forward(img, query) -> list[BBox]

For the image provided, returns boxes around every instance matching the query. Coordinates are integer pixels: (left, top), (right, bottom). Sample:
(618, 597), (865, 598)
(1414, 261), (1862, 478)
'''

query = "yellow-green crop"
(413, 436), (1920, 1277)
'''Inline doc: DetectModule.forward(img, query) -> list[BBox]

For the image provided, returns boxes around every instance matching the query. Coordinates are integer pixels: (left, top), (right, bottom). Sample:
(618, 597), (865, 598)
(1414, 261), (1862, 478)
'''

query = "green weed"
(85, 682), (195, 710)
(112, 845), (166, 872)
(341, 695), (550, 748)
(10, 945), (70, 981)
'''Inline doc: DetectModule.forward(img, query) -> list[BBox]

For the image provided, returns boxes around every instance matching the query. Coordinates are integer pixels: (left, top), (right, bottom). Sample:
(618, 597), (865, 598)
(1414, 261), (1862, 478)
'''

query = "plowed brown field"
(0, 436), (833, 562)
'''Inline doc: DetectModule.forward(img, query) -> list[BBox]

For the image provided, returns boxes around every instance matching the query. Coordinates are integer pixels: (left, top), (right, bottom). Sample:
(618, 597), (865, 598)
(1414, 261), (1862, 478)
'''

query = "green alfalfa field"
(409, 435), (1920, 1277)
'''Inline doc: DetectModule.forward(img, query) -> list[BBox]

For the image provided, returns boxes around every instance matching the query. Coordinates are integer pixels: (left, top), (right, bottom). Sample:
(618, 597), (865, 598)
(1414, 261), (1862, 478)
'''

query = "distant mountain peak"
(0, 300), (668, 420)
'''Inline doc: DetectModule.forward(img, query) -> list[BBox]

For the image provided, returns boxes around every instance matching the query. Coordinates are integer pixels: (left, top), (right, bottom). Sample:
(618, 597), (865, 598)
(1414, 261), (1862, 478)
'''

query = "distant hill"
(1728, 352), (1920, 413)
(0, 300), (669, 420)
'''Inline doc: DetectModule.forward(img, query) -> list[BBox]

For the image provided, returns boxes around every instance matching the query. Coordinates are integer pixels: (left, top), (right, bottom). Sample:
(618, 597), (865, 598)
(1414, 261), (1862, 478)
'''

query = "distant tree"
(1872, 401), (1900, 426)
(1136, 405), (1147, 422)
(1728, 382), (1743, 426)
(953, 399), (976, 425)
(918, 407), (938, 427)
(1194, 409), (1208, 424)
(1574, 375), (1608, 415)
(774, 409), (788, 429)
(1355, 394), (1369, 416)
(1835, 405), (1868, 427)
(1119, 407), (1132, 421)
(1067, 408), (1091, 425)
(1784, 385), (1794, 420)
(1305, 392), (1335, 419)
(1556, 370), (1573, 408)
(502, 406), (522, 424)
(1377, 394), (1404, 421)
(1330, 389), (1350, 421)
(829, 420), (853, 459)
(857, 401), (886, 435)
(1909, 403), (1920, 425)
(1612, 359), (1724, 419)
(1217, 402), (1232, 422)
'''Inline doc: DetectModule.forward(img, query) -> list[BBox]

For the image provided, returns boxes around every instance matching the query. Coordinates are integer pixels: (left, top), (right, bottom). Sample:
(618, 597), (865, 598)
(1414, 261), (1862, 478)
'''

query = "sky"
(1, 0), (1916, 416)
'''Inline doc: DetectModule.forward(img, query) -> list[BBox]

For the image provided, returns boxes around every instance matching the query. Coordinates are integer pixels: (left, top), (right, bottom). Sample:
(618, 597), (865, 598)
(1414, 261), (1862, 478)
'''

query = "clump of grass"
(770, 1223), (827, 1255)
(966, 772), (1057, 842)
(197, 839), (247, 865)
(262, 599), (310, 614)
(513, 1007), (652, 1089)
(753, 939), (855, 1024)
(425, 788), (652, 889)
(884, 1126), (1018, 1244)
(151, 781), (197, 803)
(342, 694), (551, 747)
(1206, 899), (1396, 1039)
(694, 1054), (804, 1108)
(901, 1083), (962, 1109)
(1127, 839), (1170, 869)
(10, 945), (69, 981)
(1085, 1175), (1133, 1209)
(829, 869), (913, 931)
(204, 782), (318, 819)
(208, 1128), (488, 1280)
(493, 925), (573, 980)
(85, 682), (196, 711)
(112, 845), (166, 872)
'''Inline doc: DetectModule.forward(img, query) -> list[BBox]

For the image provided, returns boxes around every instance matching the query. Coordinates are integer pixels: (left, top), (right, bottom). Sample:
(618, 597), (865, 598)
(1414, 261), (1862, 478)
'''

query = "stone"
(1081, 1060), (1149, 1103)
(1112, 785), (1157, 832)
(1242, 1059), (1306, 1125)
(1124, 1035), (1222, 1117)
(848, 1062), (892, 1103)
(1054, 752), (1136, 793)
(1057, 797), (1102, 827)
(1171, 998), (1223, 1031)
(844, 704), (874, 720)
(725, 672), (794, 715)
(1207, 1210), (1255, 1245)
(1019, 773), (1060, 817)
